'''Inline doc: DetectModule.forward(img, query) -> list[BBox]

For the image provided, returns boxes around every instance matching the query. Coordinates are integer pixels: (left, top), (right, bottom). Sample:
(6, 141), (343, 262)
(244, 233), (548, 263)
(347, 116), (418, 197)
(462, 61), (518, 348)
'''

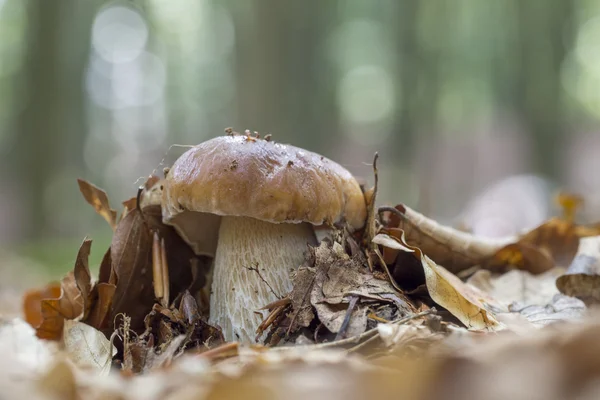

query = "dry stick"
(364, 152), (380, 247)
(335, 295), (359, 341)
(246, 263), (280, 299)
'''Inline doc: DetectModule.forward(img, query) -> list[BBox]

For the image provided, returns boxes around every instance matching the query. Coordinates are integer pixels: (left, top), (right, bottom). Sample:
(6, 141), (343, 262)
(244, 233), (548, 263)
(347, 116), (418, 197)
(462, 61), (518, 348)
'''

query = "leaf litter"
(11, 140), (600, 399)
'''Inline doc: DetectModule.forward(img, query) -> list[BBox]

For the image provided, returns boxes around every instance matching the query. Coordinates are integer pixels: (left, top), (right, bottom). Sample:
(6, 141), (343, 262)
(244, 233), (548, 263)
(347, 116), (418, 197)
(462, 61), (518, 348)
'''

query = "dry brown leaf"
(374, 233), (500, 331)
(74, 238), (93, 318)
(77, 179), (118, 230)
(23, 284), (62, 330)
(23, 271), (84, 340)
(121, 197), (137, 221)
(556, 236), (600, 304)
(97, 246), (113, 285)
(109, 207), (154, 333)
(289, 267), (316, 331)
(486, 217), (583, 273)
(84, 283), (116, 331)
(309, 240), (415, 338)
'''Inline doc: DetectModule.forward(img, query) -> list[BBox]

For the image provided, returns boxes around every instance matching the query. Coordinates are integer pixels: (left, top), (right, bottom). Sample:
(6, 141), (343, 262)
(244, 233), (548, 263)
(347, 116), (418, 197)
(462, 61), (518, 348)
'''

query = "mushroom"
(161, 135), (367, 342)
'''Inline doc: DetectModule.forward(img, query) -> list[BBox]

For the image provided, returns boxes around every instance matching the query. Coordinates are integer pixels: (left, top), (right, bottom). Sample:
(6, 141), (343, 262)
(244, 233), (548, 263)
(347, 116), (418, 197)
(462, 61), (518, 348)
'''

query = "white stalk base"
(209, 216), (316, 342)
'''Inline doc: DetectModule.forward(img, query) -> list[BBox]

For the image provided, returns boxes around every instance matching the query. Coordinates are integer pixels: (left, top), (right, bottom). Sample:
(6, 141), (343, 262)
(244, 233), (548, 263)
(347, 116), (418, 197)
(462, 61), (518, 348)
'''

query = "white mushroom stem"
(209, 216), (316, 342)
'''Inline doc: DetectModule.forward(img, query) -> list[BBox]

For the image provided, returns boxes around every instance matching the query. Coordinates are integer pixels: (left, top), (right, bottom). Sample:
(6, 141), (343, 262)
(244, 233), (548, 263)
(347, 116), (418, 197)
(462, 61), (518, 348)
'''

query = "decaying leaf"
(77, 179), (118, 230)
(374, 232), (500, 331)
(556, 236), (600, 304)
(63, 320), (116, 375)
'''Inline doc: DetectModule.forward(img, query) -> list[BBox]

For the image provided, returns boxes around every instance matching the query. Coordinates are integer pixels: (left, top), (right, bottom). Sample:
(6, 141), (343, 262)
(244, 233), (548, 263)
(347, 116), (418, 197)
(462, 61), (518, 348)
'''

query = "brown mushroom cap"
(162, 135), (367, 230)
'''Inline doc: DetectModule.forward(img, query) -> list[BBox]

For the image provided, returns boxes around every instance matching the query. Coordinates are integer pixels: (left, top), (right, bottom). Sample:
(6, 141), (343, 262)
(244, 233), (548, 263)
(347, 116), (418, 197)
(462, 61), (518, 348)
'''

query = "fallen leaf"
(109, 207), (154, 333)
(77, 179), (118, 230)
(84, 283), (116, 331)
(468, 268), (565, 307)
(556, 236), (600, 304)
(24, 272), (83, 340)
(382, 204), (514, 273)
(63, 320), (116, 375)
(509, 294), (586, 327)
(486, 217), (582, 273)
(73, 238), (93, 318)
(23, 284), (62, 330)
(288, 267), (316, 331)
(374, 232), (500, 331)
(96, 246), (113, 285)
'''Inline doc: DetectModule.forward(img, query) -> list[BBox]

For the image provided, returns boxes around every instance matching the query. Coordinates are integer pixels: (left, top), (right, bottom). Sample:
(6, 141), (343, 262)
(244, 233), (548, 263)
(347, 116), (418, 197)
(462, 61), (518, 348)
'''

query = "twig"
(334, 295), (359, 341)
(246, 263), (280, 299)
(363, 152), (380, 246)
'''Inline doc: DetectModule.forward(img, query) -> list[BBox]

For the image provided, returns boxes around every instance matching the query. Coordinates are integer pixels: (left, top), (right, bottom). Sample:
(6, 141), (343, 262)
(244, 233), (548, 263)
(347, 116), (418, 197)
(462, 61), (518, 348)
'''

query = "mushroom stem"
(209, 216), (316, 342)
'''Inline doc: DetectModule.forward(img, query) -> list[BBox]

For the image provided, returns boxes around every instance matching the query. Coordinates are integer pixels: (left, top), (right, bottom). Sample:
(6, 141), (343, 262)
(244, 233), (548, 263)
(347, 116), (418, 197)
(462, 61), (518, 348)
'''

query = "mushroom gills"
(209, 216), (317, 342)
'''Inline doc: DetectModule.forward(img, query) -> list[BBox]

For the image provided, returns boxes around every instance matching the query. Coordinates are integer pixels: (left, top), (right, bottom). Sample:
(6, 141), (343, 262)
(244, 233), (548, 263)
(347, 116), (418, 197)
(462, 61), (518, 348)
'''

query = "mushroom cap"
(162, 135), (367, 230)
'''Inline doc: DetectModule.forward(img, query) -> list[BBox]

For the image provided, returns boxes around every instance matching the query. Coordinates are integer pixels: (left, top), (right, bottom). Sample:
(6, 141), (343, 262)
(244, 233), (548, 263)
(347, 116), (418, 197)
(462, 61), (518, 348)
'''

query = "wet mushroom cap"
(162, 135), (367, 231)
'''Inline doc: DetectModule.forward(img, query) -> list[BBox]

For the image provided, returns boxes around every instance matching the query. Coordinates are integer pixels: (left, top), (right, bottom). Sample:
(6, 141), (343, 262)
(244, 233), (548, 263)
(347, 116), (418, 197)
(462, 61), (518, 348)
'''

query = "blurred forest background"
(1, 0), (600, 279)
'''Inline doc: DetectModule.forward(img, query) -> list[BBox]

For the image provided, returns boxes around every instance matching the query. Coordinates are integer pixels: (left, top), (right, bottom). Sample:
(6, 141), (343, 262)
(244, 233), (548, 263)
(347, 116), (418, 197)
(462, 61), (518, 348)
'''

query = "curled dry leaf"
(383, 203), (600, 275)
(373, 232), (500, 331)
(77, 179), (118, 230)
(383, 204), (514, 273)
(63, 320), (116, 375)
(556, 236), (600, 304)
(23, 271), (83, 340)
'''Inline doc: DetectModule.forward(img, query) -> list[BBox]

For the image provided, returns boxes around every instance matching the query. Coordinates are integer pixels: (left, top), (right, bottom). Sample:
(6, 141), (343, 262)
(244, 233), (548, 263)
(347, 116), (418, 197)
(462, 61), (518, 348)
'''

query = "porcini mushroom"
(161, 135), (366, 342)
